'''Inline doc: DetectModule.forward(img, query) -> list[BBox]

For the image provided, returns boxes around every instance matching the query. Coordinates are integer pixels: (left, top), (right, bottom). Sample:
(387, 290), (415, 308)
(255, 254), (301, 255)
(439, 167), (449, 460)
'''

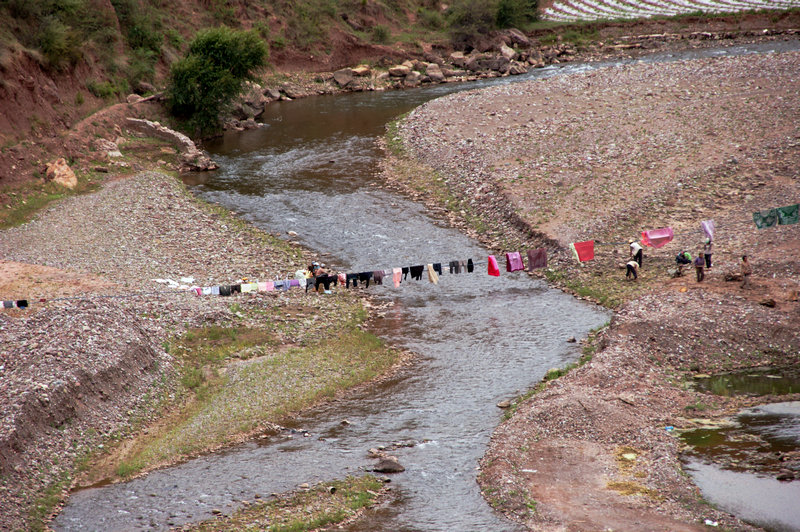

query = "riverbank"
(386, 47), (800, 529)
(0, 170), (405, 530)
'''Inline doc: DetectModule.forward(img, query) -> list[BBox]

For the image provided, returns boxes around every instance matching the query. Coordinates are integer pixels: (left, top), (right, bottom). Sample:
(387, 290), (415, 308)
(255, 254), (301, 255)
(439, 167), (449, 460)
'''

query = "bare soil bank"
(388, 48), (800, 529)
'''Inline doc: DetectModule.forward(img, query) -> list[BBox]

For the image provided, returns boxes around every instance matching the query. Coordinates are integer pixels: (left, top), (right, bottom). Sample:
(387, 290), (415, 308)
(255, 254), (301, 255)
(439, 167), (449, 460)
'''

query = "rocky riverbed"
(388, 48), (800, 529)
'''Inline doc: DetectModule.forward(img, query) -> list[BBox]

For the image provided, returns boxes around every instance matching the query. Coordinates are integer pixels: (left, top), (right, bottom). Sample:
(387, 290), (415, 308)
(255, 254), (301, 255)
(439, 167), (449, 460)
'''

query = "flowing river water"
(53, 41), (800, 531)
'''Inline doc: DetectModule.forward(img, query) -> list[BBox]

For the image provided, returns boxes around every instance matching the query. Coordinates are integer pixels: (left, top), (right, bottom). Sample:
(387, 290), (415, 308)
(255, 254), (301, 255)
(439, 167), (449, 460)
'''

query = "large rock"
(333, 68), (354, 87)
(505, 28), (531, 47)
(449, 51), (467, 67)
(374, 457), (405, 473)
(499, 43), (517, 61)
(125, 118), (218, 172)
(45, 158), (77, 189)
(403, 71), (422, 87)
(263, 88), (281, 100)
(352, 64), (371, 77)
(426, 63), (444, 82)
(508, 61), (529, 75)
(388, 65), (411, 77)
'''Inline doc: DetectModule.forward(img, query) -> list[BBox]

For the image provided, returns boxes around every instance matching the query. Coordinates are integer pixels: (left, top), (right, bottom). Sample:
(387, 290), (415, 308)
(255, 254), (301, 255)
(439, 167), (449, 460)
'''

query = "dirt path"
(389, 46), (800, 530)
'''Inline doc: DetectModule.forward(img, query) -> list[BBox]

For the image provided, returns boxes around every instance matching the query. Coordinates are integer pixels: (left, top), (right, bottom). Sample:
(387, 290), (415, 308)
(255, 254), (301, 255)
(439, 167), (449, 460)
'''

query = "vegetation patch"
(0, 175), (99, 229)
(182, 475), (387, 531)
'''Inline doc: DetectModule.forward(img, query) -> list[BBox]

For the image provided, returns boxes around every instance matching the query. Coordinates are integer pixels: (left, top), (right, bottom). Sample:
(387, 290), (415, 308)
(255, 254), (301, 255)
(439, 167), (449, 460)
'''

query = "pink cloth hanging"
(701, 220), (715, 241)
(506, 252), (524, 272)
(487, 255), (500, 276)
(641, 227), (674, 248)
(527, 248), (547, 269)
(392, 267), (402, 288)
(570, 240), (595, 262)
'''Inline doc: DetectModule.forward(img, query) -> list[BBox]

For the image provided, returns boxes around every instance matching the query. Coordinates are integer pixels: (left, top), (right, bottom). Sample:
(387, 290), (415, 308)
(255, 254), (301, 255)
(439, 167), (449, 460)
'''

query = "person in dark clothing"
(693, 254), (705, 283)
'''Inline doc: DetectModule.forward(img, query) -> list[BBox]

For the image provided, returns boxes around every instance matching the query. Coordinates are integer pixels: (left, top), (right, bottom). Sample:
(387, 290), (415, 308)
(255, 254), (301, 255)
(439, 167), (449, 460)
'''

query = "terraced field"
(543, 0), (800, 22)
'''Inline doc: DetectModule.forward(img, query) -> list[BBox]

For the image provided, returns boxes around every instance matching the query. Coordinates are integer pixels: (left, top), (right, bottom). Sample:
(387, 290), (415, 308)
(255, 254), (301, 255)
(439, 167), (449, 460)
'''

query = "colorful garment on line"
(487, 255), (500, 277)
(527, 248), (547, 269)
(392, 267), (402, 288)
(257, 282), (268, 292)
(570, 240), (595, 262)
(241, 282), (258, 293)
(202, 287), (213, 296)
(641, 227), (674, 248)
(506, 252), (524, 272)
(777, 204), (799, 225)
(701, 220), (715, 241)
(211, 286), (220, 295)
(753, 208), (778, 229)
(289, 279), (300, 287)
(427, 263), (439, 284)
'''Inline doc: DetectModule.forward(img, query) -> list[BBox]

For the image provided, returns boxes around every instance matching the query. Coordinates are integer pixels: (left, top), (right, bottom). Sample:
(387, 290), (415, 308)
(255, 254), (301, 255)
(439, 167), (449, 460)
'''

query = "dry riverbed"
(387, 48), (800, 529)
(0, 169), (403, 530)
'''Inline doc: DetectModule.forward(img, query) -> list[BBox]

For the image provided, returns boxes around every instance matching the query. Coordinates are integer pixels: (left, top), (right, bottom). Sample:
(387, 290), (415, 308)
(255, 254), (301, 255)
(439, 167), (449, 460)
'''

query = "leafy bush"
(447, 0), (498, 46)
(38, 16), (82, 69)
(419, 7), (446, 29)
(167, 27), (269, 135)
(496, 0), (539, 28)
(371, 24), (390, 43)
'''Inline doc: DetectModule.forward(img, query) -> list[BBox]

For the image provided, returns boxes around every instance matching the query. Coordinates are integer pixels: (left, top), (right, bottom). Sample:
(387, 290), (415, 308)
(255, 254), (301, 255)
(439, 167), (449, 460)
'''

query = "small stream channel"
(53, 40), (800, 531)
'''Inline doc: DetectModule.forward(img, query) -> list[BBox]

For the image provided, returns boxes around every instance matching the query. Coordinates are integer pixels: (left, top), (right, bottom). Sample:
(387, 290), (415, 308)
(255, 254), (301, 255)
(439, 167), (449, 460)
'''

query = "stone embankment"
(388, 47), (800, 530)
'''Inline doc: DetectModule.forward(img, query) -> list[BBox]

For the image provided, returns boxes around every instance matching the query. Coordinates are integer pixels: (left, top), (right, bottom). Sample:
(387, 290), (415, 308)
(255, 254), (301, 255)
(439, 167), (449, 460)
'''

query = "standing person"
(625, 259), (639, 281)
(740, 255), (752, 289)
(693, 253), (705, 283)
(630, 239), (643, 268)
(703, 238), (713, 269)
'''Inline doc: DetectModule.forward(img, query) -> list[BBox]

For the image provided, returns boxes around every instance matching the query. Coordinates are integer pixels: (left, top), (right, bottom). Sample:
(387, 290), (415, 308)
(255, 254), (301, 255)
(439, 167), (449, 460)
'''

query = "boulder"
(126, 93), (144, 104)
(352, 64), (371, 77)
(281, 84), (309, 99)
(508, 61), (529, 75)
(449, 51), (467, 67)
(401, 60), (414, 69)
(135, 80), (157, 95)
(759, 298), (776, 308)
(505, 28), (532, 47)
(388, 65), (411, 77)
(45, 158), (77, 189)
(499, 43), (517, 61)
(264, 88), (281, 100)
(374, 457), (405, 473)
(333, 68), (354, 87)
(125, 118), (218, 172)
(426, 63), (444, 82)
(403, 71), (422, 87)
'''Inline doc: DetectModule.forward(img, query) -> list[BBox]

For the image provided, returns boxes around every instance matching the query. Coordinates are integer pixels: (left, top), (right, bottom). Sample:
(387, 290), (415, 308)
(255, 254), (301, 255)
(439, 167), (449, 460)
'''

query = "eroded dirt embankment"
(388, 48), (800, 529)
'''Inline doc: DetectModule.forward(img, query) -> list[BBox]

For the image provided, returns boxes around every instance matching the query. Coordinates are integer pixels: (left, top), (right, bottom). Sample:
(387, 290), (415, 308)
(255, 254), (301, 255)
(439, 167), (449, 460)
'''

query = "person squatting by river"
(626, 259), (639, 281)
(675, 250), (691, 276)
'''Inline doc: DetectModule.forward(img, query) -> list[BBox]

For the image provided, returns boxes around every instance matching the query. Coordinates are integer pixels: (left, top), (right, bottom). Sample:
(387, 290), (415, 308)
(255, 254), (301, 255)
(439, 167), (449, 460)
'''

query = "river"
(53, 40), (799, 531)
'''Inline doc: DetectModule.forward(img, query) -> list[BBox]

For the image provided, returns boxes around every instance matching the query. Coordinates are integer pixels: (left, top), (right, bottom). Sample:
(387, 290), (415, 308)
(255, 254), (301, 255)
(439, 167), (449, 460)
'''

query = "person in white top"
(629, 239), (643, 267)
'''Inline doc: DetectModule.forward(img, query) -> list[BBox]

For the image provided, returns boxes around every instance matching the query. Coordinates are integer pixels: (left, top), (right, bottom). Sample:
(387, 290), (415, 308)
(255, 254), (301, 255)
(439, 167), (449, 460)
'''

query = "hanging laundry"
(392, 267), (402, 288)
(2, 301), (12, 309)
(315, 275), (336, 291)
(410, 265), (425, 281)
(220, 285), (232, 296)
(527, 248), (547, 269)
(570, 240), (595, 262)
(426, 263), (439, 284)
(641, 227), (674, 248)
(231, 284), (242, 294)
(778, 204), (799, 225)
(449, 261), (460, 274)
(402, 267), (410, 280)
(467, 259), (474, 273)
(358, 272), (373, 288)
(506, 252), (524, 272)
(241, 282), (258, 293)
(273, 281), (284, 290)
(433, 263), (442, 276)
(202, 287), (213, 296)
(211, 286), (221, 296)
(373, 270), (384, 285)
(346, 273), (358, 288)
(700, 220), (715, 241)
(192, 287), (202, 296)
(16, 300), (28, 308)
(338, 273), (346, 285)
(289, 279), (300, 287)
(257, 282), (268, 292)
(753, 208), (778, 229)
(459, 260), (466, 273)
(487, 255), (500, 276)
(264, 282), (274, 292)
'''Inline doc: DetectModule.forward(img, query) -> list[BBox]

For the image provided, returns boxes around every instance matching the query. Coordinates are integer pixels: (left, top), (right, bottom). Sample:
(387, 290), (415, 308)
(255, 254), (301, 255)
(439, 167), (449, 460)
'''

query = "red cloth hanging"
(506, 252), (524, 272)
(527, 248), (547, 269)
(641, 227), (674, 248)
(571, 240), (595, 262)
(488, 255), (500, 276)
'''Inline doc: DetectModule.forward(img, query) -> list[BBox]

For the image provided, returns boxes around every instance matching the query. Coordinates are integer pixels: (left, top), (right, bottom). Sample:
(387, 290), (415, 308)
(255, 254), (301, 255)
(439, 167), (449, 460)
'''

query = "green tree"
(496, 0), (539, 28)
(167, 27), (269, 135)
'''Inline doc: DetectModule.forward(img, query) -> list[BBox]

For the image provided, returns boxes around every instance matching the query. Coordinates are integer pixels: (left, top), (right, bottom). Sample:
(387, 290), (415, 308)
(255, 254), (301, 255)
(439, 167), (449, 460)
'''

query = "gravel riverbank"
(389, 49), (800, 529)
(0, 171), (389, 529)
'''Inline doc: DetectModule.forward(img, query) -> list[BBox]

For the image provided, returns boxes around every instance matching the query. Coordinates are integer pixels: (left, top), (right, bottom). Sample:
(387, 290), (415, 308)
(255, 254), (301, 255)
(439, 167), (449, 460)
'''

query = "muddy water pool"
(53, 40), (800, 531)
